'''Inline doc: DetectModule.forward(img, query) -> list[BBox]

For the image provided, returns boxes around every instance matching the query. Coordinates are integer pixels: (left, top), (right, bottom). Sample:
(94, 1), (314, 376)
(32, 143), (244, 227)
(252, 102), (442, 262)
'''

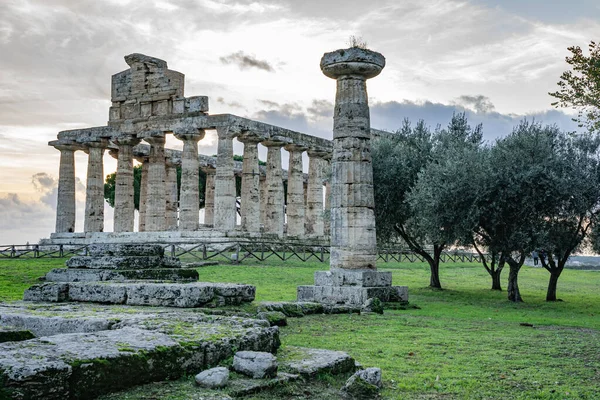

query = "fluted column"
(239, 133), (263, 233)
(142, 132), (167, 231)
(112, 136), (140, 232)
(323, 156), (332, 237)
(305, 150), (327, 237)
(83, 139), (107, 233)
(51, 140), (81, 233)
(175, 128), (205, 231)
(213, 126), (237, 231)
(322, 48), (385, 270)
(285, 144), (307, 238)
(165, 158), (179, 231)
(134, 155), (149, 232)
(203, 167), (216, 225)
(259, 175), (267, 229)
(263, 137), (289, 237)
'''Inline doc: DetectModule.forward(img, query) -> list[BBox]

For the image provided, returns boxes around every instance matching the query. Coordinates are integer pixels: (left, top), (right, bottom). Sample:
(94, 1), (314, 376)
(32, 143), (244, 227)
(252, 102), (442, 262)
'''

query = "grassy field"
(1, 257), (599, 399)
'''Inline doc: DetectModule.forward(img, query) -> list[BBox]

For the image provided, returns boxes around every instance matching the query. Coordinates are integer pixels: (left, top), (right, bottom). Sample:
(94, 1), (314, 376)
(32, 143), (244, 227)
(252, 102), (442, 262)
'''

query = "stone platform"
(297, 270), (408, 306)
(0, 303), (279, 400)
(24, 281), (255, 308)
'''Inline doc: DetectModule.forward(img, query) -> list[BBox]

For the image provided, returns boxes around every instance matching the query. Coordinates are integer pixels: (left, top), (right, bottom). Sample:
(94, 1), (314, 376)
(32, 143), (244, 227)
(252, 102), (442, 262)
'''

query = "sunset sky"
(0, 0), (598, 244)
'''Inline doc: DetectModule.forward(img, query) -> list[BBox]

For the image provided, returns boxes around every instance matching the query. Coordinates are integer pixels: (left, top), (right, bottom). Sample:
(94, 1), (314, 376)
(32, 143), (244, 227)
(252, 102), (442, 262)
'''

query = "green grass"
(1, 257), (599, 398)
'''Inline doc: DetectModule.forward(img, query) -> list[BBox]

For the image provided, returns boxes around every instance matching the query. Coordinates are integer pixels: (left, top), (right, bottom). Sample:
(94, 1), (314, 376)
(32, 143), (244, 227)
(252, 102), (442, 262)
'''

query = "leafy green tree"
(372, 113), (482, 289)
(549, 41), (600, 132)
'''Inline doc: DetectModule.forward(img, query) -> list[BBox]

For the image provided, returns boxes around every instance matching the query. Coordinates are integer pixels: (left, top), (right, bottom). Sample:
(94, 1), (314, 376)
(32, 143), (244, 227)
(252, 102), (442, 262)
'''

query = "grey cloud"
(453, 95), (496, 114)
(216, 97), (244, 109)
(0, 193), (55, 244)
(220, 52), (275, 72)
(258, 99), (281, 108)
(307, 99), (333, 119)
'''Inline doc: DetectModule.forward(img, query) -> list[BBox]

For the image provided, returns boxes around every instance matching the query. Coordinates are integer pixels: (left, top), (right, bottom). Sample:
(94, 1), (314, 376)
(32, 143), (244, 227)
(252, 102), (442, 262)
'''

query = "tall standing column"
(51, 140), (81, 233)
(134, 155), (149, 232)
(175, 129), (205, 231)
(239, 133), (263, 233)
(202, 167), (216, 225)
(113, 136), (140, 232)
(305, 150), (327, 237)
(297, 47), (407, 306)
(263, 137), (289, 237)
(142, 132), (167, 232)
(213, 126), (237, 231)
(83, 139), (107, 233)
(165, 158), (179, 230)
(259, 175), (267, 229)
(285, 144), (307, 238)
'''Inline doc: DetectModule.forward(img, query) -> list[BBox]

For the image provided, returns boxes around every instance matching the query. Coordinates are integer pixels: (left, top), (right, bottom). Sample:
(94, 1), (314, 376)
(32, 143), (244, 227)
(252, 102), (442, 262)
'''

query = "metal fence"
(0, 241), (486, 264)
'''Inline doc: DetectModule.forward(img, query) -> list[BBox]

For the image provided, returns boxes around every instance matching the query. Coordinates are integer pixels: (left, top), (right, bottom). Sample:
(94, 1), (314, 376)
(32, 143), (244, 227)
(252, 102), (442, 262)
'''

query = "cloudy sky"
(0, 0), (598, 244)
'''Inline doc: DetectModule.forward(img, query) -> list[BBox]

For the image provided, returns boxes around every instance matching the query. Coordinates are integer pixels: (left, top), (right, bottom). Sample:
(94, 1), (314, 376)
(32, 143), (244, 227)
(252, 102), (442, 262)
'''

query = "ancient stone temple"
(46, 53), (334, 244)
(297, 47), (408, 306)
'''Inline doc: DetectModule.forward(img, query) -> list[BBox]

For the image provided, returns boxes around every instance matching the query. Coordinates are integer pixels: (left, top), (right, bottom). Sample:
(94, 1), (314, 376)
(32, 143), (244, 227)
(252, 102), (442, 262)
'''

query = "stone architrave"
(142, 132), (167, 232)
(297, 47), (408, 306)
(238, 132), (264, 233)
(112, 136), (141, 232)
(263, 136), (290, 237)
(51, 140), (82, 233)
(284, 143), (308, 238)
(305, 149), (328, 238)
(82, 139), (107, 233)
(165, 158), (179, 231)
(134, 155), (149, 232)
(202, 167), (216, 225)
(174, 128), (205, 231)
(213, 126), (238, 231)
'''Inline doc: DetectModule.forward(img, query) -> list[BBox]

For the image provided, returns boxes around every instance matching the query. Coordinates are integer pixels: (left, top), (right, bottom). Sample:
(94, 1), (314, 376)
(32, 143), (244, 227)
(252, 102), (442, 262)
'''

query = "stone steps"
(45, 267), (199, 283)
(24, 282), (255, 308)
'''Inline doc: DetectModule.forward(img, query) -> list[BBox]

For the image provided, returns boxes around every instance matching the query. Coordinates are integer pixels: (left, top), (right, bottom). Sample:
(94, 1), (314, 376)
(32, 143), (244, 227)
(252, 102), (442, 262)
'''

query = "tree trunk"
(546, 272), (560, 301)
(507, 263), (523, 302)
(491, 269), (502, 291)
(429, 261), (441, 289)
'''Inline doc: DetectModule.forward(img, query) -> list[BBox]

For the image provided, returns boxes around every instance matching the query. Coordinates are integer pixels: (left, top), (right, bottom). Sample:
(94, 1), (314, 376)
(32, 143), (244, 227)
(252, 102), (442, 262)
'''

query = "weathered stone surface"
(227, 372), (299, 397)
(88, 243), (165, 257)
(112, 136), (141, 232)
(175, 129), (205, 231)
(83, 142), (106, 233)
(51, 141), (81, 234)
(195, 366), (229, 388)
(340, 367), (382, 399)
(66, 255), (181, 269)
(257, 311), (287, 327)
(314, 270), (392, 287)
(0, 313), (116, 337)
(361, 297), (384, 314)
(297, 285), (408, 306)
(213, 126), (237, 231)
(0, 326), (35, 343)
(257, 302), (324, 317)
(0, 303), (280, 400)
(45, 267), (199, 282)
(232, 351), (278, 379)
(24, 282), (255, 308)
(281, 346), (355, 377)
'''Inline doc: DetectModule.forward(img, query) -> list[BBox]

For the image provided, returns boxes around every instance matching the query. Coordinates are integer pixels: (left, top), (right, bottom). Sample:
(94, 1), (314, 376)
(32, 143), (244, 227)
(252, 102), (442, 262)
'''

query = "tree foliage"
(549, 41), (600, 132)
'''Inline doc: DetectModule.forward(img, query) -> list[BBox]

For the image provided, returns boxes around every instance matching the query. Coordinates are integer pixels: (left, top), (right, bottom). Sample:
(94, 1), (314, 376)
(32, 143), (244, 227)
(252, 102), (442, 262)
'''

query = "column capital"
(238, 131), (266, 144)
(111, 135), (141, 147)
(108, 149), (119, 160)
(201, 166), (216, 175)
(284, 143), (308, 153)
(215, 124), (241, 140)
(49, 140), (85, 152)
(320, 47), (385, 80)
(78, 138), (108, 149)
(174, 127), (205, 142)
(307, 148), (331, 158)
(262, 135), (292, 148)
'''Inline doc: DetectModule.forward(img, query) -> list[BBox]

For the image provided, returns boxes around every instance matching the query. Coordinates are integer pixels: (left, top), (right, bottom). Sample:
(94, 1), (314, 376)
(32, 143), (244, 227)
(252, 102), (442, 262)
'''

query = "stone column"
(134, 155), (149, 232)
(259, 175), (267, 229)
(202, 167), (216, 225)
(175, 128), (205, 231)
(213, 126), (237, 231)
(285, 144), (307, 238)
(112, 136), (140, 232)
(142, 132), (167, 231)
(305, 150), (327, 238)
(83, 139), (107, 233)
(51, 140), (81, 233)
(297, 47), (407, 306)
(323, 157), (332, 237)
(239, 133), (263, 233)
(165, 157), (179, 231)
(263, 137), (289, 237)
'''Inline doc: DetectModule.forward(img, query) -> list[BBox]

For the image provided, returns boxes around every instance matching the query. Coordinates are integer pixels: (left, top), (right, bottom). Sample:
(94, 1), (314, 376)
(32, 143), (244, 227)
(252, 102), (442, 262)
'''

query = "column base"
(297, 270), (408, 306)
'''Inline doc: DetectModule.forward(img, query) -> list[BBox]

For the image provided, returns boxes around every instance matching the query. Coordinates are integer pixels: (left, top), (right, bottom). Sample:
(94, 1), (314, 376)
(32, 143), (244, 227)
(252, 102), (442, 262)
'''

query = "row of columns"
(51, 128), (331, 238)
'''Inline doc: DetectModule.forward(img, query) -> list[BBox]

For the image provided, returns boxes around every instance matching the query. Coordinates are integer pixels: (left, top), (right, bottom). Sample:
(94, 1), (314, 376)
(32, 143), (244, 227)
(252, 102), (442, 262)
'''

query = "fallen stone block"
(340, 367), (382, 399)
(45, 268), (199, 282)
(227, 372), (299, 397)
(257, 311), (287, 327)
(88, 243), (165, 257)
(66, 255), (181, 269)
(23, 283), (69, 302)
(0, 313), (116, 337)
(281, 346), (356, 377)
(195, 366), (229, 388)
(68, 282), (128, 304)
(232, 351), (278, 379)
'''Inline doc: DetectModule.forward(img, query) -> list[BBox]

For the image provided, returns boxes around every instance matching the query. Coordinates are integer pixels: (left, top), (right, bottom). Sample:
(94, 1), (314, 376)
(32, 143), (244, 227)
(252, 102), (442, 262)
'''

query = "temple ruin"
(46, 53), (334, 244)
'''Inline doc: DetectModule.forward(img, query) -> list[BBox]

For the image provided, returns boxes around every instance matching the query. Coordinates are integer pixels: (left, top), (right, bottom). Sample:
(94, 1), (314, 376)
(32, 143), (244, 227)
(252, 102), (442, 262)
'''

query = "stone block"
(88, 244), (165, 257)
(281, 346), (355, 377)
(341, 367), (382, 399)
(186, 96), (209, 113)
(314, 270), (391, 287)
(23, 283), (69, 302)
(141, 102), (152, 117)
(232, 351), (278, 379)
(152, 99), (170, 115)
(45, 268), (199, 282)
(68, 283), (128, 304)
(66, 255), (180, 270)
(172, 98), (185, 113)
(297, 285), (408, 306)
(126, 283), (214, 307)
(0, 326), (35, 343)
(195, 366), (229, 388)
(109, 106), (121, 121)
(0, 313), (116, 337)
